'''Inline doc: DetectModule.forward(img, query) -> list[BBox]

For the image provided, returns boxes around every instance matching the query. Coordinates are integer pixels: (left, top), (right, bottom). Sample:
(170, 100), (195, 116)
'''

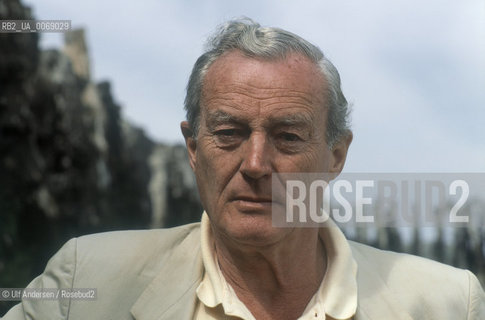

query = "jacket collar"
(130, 225), (204, 320)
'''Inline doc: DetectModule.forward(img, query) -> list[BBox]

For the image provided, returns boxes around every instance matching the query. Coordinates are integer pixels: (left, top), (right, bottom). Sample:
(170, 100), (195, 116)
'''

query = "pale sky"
(27, 0), (485, 172)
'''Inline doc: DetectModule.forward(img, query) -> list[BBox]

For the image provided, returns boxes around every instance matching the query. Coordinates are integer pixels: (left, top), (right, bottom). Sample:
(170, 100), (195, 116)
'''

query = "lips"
(230, 195), (286, 213)
(234, 196), (273, 203)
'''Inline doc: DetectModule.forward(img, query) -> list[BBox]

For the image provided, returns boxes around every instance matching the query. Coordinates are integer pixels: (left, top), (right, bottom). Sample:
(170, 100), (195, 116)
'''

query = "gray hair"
(184, 18), (351, 148)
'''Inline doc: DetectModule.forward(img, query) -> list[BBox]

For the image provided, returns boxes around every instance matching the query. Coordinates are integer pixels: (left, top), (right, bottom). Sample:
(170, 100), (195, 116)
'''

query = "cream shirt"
(194, 213), (358, 320)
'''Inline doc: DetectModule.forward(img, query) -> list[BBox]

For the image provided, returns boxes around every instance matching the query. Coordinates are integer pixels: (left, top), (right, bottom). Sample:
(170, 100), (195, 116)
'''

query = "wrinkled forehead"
(201, 50), (328, 112)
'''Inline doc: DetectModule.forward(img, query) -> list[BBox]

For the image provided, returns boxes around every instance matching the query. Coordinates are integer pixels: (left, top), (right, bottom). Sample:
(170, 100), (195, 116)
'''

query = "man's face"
(182, 51), (351, 246)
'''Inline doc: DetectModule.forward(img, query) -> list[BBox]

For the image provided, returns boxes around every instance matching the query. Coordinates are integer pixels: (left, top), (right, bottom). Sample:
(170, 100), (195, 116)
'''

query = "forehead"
(201, 51), (327, 116)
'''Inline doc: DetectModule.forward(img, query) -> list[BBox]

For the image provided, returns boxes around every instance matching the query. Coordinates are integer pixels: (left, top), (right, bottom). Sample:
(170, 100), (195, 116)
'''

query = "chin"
(222, 214), (289, 247)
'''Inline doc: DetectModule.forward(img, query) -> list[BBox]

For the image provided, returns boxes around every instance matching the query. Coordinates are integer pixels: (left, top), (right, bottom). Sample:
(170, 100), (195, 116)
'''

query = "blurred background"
(1, 0), (484, 315)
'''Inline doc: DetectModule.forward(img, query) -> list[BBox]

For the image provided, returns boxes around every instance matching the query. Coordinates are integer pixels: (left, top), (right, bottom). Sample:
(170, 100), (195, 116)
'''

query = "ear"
(329, 131), (353, 175)
(181, 121), (197, 171)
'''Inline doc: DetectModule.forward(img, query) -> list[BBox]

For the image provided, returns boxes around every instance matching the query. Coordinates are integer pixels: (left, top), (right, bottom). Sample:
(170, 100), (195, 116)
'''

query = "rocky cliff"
(0, 0), (202, 312)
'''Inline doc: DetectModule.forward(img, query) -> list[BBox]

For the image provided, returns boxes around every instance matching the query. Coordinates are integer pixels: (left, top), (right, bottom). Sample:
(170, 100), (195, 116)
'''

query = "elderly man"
(3, 19), (485, 320)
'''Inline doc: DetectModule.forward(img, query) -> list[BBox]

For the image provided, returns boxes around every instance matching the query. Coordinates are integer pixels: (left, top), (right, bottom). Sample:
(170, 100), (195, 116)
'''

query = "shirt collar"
(196, 212), (224, 308)
(196, 212), (256, 319)
(317, 218), (358, 319)
(196, 212), (358, 319)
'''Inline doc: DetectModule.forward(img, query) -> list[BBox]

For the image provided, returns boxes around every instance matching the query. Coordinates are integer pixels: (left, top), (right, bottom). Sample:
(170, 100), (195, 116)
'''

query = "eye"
(216, 129), (236, 137)
(213, 128), (245, 148)
(273, 131), (306, 154)
(279, 132), (301, 142)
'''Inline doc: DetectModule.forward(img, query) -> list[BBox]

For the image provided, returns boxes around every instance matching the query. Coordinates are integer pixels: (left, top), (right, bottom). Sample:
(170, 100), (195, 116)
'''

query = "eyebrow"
(268, 113), (313, 128)
(205, 110), (245, 126)
(205, 110), (313, 128)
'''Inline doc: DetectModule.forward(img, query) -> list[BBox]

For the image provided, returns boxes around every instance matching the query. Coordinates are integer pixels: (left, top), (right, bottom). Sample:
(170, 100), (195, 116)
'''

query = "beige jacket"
(2, 222), (484, 320)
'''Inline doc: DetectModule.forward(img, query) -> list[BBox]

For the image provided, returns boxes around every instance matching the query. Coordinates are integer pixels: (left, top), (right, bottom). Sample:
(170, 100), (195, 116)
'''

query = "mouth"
(234, 196), (272, 202)
(231, 195), (283, 212)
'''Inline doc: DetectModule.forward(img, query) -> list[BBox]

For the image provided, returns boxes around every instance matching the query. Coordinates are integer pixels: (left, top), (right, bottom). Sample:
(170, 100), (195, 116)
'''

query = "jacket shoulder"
(1, 223), (202, 320)
(74, 222), (202, 277)
(348, 239), (468, 281)
(349, 240), (485, 319)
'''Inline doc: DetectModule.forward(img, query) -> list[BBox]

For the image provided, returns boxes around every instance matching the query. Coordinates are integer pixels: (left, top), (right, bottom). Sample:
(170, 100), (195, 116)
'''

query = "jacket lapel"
(355, 288), (413, 320)
(351, 242), (413, 320)
(130, 227), (204, 320)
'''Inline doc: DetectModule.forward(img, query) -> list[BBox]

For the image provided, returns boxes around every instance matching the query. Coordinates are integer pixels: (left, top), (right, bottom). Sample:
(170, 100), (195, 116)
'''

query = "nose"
(240, 132), (272, 180)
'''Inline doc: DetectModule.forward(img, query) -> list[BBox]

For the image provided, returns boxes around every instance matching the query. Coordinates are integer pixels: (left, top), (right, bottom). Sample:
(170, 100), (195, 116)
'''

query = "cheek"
(195, 143), (218, 189)
(194, 154), (218, 213)
(289, 145), (331, 172)
(194, 139), (238, 202)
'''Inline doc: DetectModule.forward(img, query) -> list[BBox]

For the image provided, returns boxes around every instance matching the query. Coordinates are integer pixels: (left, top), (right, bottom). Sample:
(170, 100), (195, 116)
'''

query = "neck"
(213, 227), (326, 320)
